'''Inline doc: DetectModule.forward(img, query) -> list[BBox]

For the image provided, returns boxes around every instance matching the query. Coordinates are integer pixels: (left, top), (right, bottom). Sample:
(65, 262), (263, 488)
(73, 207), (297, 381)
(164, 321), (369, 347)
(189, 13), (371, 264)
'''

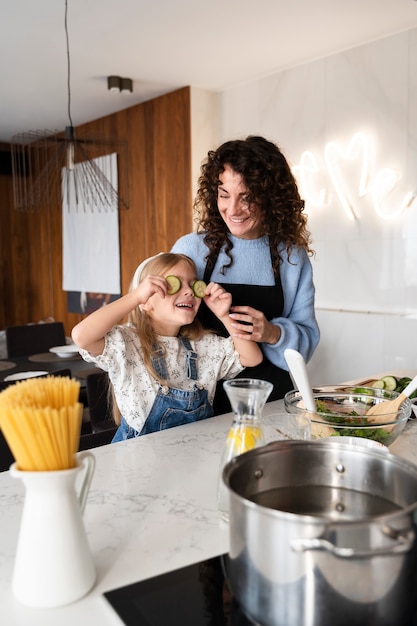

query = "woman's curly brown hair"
(194, 136), (313, 277)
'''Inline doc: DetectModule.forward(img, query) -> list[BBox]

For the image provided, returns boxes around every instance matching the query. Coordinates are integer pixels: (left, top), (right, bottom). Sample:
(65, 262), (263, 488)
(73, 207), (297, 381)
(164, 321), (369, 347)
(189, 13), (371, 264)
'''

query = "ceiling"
(1, 0), (417, 143)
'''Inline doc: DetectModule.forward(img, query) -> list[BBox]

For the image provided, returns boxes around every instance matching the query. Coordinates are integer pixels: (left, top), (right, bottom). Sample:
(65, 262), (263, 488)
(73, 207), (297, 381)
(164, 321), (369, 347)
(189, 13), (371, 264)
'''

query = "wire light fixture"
(10, 0), (129, 213)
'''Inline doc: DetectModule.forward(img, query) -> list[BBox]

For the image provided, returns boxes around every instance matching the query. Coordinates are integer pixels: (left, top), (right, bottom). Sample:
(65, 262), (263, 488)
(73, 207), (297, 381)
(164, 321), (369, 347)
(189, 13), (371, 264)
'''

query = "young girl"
(71, 253), (262, 440)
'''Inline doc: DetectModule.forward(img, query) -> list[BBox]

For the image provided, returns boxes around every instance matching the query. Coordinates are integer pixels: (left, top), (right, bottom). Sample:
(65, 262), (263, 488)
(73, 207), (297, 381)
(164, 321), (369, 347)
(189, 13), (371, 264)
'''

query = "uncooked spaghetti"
(0, 376), (82, 471)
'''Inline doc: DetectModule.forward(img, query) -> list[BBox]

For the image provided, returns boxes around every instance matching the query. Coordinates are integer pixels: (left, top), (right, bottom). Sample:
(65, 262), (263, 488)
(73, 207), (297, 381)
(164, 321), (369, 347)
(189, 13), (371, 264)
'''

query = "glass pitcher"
(217, 378), (273, 521)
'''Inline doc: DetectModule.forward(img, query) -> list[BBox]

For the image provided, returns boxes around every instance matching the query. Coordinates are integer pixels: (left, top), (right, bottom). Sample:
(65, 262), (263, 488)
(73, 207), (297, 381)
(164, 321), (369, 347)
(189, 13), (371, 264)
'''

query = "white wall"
(190, 88), (221, 207)
(215, 28), (417, 385)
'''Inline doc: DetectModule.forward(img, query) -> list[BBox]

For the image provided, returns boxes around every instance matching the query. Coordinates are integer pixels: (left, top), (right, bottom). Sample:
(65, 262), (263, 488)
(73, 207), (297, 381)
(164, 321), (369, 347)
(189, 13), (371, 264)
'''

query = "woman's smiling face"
(217, 164), (262, 239)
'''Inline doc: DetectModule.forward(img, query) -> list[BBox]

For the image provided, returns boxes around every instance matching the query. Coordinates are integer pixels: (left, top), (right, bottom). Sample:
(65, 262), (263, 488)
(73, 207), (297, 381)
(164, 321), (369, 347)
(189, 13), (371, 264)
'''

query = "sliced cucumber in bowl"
(371, 375), (398, 391)
(380, 375), (397, 391)
(371, 380), (385, 390)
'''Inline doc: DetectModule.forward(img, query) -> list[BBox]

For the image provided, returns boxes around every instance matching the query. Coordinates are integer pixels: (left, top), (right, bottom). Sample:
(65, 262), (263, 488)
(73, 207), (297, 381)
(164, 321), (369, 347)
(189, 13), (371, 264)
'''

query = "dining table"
(0, 351), (102, 384)
(0, 391), (417, 626)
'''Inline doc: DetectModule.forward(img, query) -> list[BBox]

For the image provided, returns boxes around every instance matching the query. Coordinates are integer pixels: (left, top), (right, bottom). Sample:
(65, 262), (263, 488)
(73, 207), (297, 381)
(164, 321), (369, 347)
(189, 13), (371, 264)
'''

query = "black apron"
(200, 249), (293, 415)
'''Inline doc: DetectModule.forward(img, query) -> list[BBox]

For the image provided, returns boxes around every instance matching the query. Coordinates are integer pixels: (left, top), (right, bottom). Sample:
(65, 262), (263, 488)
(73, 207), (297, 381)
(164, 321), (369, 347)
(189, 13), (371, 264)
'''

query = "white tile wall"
(190, 88), (221, 203)
(307, 309), (417, 386)
(193, 28), (417, 384)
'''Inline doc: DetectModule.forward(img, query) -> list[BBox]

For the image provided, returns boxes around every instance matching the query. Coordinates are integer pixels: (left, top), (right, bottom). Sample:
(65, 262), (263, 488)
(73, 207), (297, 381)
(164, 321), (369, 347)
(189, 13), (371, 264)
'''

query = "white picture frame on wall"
(62, 153), (121, 295)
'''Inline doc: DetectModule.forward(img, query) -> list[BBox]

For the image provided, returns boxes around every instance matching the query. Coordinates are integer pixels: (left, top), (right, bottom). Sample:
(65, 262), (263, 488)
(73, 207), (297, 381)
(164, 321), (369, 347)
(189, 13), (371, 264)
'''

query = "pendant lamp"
(10, 0), (129, 213)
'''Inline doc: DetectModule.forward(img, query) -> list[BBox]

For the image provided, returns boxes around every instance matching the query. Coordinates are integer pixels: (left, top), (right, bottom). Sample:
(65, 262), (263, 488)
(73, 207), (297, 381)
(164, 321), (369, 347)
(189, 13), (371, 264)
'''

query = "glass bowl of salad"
(284, 386), (412, 447)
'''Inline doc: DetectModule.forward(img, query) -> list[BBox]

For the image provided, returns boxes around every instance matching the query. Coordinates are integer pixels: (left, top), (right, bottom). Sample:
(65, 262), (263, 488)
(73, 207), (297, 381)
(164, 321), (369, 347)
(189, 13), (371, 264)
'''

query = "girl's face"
(146, 261), (202, 336)
(217, 164), (262, 239)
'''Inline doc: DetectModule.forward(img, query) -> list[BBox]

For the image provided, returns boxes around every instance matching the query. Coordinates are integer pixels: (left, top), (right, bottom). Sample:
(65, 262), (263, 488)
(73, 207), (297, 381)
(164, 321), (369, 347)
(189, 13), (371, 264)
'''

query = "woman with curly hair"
(171, 136), (320, 414)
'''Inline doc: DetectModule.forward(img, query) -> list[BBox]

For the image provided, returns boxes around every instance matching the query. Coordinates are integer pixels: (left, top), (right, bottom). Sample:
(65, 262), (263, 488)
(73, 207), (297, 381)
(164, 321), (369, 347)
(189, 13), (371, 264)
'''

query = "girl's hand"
(72, 274), (173, 356)
(206, 292), (263, 367)
(133, 275), (169, 305)
(229, 305), (281, 344)
(203, 282), (232, 319)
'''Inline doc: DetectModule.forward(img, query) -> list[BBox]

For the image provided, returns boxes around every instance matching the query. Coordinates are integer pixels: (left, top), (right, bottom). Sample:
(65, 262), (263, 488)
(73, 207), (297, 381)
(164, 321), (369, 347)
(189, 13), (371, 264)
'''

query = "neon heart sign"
(293, 132), (416, 221)
(324, 132), (373, 220)
(293, 150), (328, 209)
(372, 168), (416, 220)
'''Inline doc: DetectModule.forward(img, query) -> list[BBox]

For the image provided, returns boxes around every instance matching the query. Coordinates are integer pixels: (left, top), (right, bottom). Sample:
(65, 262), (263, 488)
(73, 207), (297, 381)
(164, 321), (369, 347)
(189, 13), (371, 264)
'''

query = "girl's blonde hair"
(111, 252), (208, 425)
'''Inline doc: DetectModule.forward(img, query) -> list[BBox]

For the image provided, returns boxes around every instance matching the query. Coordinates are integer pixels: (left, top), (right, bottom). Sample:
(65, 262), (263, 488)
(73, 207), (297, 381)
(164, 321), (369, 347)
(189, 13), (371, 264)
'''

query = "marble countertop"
(1, 398), (417, 625)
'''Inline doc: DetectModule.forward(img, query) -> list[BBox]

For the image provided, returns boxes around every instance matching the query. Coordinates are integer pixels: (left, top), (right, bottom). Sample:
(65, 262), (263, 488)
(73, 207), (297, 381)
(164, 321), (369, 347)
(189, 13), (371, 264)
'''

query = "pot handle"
(290, 527), (415, 559)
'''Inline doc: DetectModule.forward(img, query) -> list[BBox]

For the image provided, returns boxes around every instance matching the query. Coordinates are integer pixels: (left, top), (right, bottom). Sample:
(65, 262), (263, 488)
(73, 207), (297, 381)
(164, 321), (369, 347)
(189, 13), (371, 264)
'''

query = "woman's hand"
(229, 305), (281, 344)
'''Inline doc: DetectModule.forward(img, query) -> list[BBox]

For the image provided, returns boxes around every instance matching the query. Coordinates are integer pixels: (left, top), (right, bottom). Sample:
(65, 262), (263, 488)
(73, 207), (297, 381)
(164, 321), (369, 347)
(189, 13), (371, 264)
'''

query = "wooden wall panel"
(0, 87), (193, 336)
(0, 164), (15, 325)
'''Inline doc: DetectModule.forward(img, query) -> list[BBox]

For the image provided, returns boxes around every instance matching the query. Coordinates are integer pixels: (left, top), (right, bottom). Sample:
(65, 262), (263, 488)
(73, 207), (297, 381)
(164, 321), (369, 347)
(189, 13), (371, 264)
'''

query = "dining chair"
(6, 322), (66, 357)
(0, 380), (15, 470)
(0, 431), (15, 472)
(78, 428), (117, 451)
(0, 380), (14, 391)
(85, 371), (116, 433)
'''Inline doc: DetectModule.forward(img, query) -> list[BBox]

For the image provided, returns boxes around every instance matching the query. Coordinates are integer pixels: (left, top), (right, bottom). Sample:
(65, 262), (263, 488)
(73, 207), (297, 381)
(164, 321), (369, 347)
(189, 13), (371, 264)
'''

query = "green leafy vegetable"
(314, 398), (394, 443)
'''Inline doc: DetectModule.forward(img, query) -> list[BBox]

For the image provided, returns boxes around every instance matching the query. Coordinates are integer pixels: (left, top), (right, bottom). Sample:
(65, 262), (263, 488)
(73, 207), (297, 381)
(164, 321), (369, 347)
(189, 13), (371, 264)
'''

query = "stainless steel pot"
(223, 440), (417, 626)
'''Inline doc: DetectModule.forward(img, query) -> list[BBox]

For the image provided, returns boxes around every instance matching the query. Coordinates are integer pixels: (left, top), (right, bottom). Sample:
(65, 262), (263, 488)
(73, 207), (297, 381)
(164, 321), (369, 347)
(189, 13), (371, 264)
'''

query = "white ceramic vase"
(10, 451), (96, 608)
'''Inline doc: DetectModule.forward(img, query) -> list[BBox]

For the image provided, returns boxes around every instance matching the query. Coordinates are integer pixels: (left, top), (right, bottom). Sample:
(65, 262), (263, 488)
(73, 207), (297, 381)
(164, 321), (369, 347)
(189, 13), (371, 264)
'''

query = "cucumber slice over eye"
(192, 280), (207, 298)
(166, 275), (181, 295)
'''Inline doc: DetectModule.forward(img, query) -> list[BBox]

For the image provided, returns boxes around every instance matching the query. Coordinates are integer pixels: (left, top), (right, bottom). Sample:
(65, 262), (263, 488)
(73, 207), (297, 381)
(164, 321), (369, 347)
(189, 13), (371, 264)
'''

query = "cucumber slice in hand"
(166, 275), (181, 295)
(192, 280), (207, 298)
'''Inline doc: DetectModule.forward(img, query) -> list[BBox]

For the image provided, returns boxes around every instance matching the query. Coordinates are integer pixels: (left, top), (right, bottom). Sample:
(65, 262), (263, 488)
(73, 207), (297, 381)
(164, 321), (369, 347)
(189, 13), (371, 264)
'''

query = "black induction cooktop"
(104, 552), (417, 626)
(104, 554), (255, 626)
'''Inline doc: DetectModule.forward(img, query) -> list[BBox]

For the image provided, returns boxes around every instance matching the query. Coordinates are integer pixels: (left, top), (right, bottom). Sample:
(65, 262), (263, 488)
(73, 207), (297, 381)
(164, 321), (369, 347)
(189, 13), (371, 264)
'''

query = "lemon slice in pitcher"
(227, 424), (264, 455)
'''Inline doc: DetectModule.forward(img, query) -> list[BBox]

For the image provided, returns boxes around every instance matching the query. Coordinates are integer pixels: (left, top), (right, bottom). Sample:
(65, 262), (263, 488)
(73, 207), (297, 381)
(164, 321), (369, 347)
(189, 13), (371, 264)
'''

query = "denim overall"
(112, 337), (213, 441)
